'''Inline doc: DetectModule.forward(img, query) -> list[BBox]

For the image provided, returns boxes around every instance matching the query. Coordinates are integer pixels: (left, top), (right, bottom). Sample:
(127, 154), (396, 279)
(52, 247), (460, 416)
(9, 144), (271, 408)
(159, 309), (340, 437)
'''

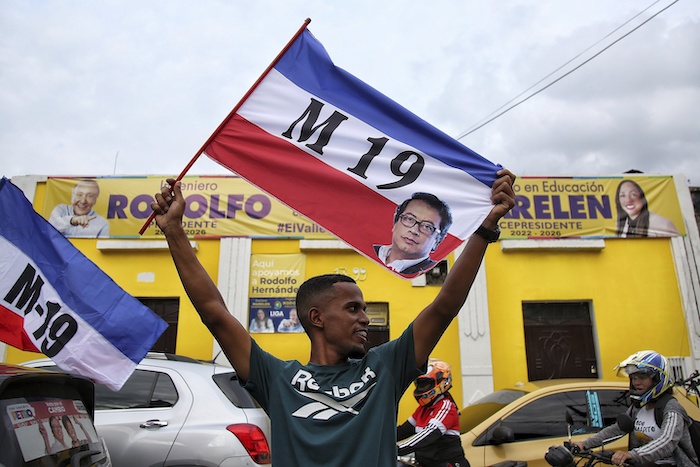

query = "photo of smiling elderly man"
(48, 179), (110, 238)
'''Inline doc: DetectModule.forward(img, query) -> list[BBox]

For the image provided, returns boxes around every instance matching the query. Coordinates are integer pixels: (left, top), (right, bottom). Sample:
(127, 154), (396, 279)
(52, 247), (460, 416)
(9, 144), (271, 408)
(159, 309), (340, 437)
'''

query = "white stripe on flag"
(0, 236), (137, 390)
(237, 68), (493, 239)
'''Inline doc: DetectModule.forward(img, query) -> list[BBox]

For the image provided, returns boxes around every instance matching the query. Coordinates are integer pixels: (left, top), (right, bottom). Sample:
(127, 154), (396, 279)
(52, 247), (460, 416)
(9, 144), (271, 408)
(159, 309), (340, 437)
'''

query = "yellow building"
(3, 174), (700, 422)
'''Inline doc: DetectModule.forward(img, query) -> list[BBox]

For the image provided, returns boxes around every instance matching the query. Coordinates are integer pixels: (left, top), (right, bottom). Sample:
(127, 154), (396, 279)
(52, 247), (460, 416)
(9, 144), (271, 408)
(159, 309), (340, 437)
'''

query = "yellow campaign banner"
(249, 254), (306, 334)
(501, 176), (685, 239)
(41, 176), (335, 239)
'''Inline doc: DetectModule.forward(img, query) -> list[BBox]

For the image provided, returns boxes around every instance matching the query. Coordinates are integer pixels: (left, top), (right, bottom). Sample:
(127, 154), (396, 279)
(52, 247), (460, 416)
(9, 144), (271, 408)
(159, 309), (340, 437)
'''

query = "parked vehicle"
(22, 353), (271, 466)
(0, 363), (111, 466)
(459, 378), (700, 467)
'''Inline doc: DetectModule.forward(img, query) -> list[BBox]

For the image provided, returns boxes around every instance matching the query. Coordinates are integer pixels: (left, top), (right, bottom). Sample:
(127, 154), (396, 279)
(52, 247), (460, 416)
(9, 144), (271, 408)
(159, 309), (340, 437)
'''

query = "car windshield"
(460, 389), (527, 433)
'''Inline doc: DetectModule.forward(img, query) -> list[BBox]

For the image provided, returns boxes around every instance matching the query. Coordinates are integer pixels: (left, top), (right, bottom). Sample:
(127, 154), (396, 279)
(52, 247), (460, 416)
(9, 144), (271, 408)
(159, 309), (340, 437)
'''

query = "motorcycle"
(545, 413), (635, 467)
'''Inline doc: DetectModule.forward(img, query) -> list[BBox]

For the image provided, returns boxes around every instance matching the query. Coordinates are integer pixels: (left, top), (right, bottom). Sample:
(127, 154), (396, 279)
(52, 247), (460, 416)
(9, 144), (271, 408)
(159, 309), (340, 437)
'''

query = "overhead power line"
(455, 0), (678, 140)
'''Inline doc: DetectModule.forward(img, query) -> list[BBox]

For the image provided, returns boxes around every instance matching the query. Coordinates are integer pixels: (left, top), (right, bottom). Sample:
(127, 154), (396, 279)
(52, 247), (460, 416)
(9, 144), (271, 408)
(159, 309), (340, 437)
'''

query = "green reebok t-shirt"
(245, 323), (422, 466)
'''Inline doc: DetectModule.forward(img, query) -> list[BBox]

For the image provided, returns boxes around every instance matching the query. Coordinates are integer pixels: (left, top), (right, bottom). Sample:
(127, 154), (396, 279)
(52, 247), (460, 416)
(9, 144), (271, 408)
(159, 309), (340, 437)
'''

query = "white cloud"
(1, 0), (698, 184)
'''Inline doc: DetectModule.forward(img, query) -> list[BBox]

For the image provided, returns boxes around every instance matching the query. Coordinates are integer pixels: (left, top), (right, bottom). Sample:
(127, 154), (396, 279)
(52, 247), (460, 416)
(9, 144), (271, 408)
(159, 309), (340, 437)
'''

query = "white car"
(23, 353), (271, 467)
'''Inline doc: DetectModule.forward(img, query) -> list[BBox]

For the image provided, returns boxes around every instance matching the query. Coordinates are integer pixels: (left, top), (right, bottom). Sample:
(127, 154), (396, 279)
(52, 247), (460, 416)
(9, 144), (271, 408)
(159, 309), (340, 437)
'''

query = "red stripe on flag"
(206, 115), (461, 264)
(0, 306), (39, 352)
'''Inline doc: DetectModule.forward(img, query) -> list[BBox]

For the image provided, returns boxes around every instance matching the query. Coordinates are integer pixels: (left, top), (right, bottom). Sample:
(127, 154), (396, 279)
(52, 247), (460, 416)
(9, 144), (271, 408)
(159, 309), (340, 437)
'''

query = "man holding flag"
(151, 169), (514, 465)
(141, 18), (516, 464)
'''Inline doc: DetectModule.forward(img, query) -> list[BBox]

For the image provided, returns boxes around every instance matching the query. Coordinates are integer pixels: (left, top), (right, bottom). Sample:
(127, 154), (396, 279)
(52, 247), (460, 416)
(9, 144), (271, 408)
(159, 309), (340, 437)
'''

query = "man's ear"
(308, 307), (324, 329)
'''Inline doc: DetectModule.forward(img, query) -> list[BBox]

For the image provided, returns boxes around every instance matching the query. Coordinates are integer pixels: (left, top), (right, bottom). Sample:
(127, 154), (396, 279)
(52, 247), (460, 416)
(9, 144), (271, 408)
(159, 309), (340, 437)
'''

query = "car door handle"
(140, 419), (168, 429)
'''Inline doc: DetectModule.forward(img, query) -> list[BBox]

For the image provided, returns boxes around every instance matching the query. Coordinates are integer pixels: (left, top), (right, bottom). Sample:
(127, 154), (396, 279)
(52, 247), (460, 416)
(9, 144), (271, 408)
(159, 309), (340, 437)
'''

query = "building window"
(522, 301), (598, 381)
(425, 260), (448, 286)
(138, 297), (179, 354)
(365, 302), (390, 350)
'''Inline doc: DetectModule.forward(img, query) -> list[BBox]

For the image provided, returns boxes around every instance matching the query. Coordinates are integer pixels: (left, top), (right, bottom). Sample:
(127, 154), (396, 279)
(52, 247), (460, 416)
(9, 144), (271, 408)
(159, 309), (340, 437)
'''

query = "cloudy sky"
(2, 1), (699, 185)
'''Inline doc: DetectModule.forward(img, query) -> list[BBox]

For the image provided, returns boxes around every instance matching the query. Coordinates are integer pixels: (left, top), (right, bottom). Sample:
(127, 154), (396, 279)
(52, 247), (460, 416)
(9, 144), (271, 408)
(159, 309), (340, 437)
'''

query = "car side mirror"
(491, 425), (515, 445)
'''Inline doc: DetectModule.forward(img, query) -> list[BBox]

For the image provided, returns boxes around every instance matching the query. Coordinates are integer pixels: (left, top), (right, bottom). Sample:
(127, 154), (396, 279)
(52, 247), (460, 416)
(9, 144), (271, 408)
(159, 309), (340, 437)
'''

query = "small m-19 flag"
(203, 25), (501, 278)
(0, 177), (168, 390)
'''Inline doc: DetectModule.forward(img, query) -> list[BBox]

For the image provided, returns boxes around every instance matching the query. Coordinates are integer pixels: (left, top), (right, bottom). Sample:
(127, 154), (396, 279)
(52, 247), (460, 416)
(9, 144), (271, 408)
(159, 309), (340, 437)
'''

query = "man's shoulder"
(366, 323), (415, 354)
(251, 339), (301, 368)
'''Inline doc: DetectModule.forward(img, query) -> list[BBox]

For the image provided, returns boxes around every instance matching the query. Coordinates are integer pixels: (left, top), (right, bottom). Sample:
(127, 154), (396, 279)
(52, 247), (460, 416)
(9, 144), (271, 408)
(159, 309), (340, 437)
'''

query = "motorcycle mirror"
(565, 411), (573, 442)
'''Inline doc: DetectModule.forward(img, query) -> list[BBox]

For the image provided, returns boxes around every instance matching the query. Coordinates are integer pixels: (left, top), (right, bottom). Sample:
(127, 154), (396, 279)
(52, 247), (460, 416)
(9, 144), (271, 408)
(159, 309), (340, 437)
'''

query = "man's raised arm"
(151, 178), (253, 381)
(412, 169), (516, 366)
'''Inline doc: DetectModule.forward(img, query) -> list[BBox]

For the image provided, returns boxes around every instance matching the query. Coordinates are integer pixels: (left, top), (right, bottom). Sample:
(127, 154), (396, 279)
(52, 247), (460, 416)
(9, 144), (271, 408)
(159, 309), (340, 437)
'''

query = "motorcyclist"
(572, 350), (697, 467)
(397, 359), (469, 467)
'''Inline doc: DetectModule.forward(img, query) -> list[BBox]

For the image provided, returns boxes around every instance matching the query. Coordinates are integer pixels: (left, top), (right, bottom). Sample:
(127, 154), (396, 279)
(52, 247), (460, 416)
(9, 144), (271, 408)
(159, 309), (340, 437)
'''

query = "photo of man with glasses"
(374, 192), (453, 276)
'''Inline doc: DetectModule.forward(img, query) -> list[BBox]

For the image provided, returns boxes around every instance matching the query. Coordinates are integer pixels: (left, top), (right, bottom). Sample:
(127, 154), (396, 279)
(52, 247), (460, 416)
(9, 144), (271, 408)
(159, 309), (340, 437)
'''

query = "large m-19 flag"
(0, 177), (168, 390)
(203, 25), (501, 278)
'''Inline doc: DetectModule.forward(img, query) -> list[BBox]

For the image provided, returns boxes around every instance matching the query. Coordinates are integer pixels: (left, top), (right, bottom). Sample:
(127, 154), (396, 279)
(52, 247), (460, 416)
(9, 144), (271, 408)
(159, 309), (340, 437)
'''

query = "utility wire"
(455, 0), (678, 140)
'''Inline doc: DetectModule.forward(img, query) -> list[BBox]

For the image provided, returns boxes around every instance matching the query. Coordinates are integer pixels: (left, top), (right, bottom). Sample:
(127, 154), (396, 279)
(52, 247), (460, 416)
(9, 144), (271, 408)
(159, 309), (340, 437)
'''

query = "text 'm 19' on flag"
(0, 177), (168, 391)
(201, 22), (503, 278)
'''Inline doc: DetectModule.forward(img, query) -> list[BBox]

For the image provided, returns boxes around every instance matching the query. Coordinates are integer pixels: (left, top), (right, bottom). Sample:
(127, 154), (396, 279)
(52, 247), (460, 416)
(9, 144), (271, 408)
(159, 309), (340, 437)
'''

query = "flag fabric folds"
(204, 28), (501, 278)
(0, 177), (168, 390)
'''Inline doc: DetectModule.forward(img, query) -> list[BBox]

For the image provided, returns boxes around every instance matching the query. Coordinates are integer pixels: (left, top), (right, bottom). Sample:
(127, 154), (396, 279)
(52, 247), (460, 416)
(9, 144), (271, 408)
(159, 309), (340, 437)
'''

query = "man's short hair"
(296, 274), (356, 331)
(394, 192), (452, 243)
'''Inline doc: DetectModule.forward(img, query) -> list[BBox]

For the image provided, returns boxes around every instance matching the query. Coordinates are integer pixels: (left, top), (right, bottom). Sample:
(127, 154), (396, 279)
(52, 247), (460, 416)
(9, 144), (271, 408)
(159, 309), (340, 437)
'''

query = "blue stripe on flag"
(0, 177), (167, 363)
(274, 30), (500, 187)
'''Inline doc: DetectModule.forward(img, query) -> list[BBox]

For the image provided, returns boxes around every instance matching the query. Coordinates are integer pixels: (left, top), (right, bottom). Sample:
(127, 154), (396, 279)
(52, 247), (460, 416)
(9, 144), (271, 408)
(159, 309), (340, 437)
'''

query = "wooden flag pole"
(139, 18), (312, 235)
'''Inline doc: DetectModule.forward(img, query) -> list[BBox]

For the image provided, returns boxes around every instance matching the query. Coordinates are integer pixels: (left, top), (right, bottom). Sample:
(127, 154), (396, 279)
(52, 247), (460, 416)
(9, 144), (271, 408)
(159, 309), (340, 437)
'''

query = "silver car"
(22, 353), (271, 467)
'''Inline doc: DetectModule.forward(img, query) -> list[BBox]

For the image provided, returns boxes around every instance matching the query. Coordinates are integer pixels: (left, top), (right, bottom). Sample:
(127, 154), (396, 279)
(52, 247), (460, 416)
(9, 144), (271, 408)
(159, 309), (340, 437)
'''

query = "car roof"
(143, 352), (207, 363)
(21, 353), (238, 378)
(494, 378), (629, 395)
(23, 352), (234, 367)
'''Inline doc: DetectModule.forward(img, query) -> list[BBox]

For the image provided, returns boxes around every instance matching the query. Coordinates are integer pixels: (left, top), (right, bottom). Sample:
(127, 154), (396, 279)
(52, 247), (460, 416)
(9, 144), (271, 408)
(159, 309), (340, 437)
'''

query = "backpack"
(654, 392), (700, 463)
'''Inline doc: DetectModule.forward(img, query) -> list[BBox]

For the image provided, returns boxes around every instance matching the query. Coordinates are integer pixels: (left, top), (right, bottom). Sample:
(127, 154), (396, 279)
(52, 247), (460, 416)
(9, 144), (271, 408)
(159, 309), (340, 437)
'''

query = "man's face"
(64, 418), (77, 438)
(391, 200), (441, 260)
(50, 417), (62, 437)
(71, 183), (99, 216)
(320, 282), (369, 359)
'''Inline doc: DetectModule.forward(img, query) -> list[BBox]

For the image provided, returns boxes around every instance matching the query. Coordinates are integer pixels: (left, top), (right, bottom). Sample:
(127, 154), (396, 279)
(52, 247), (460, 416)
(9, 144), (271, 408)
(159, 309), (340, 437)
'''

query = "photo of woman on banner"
(615, 179), (680, 238)
(373, 192), (453, 276)
(249, 308), (274, 333)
